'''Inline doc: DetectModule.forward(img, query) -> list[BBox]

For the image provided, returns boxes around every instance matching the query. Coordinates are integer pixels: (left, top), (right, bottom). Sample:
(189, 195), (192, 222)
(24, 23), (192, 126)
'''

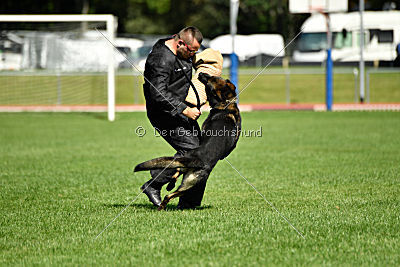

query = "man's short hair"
(176, 26), (203, 45)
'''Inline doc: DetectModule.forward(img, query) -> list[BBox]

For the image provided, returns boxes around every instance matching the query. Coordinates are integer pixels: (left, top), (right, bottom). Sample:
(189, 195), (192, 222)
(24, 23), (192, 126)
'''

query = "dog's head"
(198, 72), (237, 108)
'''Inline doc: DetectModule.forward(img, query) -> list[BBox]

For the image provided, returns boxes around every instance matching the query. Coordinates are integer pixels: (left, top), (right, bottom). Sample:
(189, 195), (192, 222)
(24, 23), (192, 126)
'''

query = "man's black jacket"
(143, 38), (193, 121)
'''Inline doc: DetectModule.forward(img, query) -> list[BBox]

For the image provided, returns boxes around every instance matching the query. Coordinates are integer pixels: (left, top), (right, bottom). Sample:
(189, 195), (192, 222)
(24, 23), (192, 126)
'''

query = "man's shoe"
(141, 182), (161, 207)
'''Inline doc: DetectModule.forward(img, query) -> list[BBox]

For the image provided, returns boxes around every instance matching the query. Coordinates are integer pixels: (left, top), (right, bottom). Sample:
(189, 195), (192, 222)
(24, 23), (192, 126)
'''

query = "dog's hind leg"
(158, 191), (184, 211)
(158, 170), (202, 211)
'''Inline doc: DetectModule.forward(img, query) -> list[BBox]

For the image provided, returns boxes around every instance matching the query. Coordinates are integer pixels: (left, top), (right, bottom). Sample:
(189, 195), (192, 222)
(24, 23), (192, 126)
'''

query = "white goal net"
(0, 15), (117, 121)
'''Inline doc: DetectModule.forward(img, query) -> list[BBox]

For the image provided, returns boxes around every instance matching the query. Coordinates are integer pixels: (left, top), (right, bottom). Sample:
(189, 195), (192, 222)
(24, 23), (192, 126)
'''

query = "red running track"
(0, 103), (400, 112)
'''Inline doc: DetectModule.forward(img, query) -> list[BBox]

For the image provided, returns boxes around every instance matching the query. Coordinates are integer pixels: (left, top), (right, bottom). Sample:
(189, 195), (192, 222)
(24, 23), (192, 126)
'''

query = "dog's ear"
(227, 81), (237, 94)
(226, 79), (236, 89)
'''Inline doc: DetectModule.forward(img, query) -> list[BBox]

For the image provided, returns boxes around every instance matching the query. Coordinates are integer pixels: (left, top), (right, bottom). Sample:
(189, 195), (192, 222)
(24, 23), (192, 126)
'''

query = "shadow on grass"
(79, 112), (108, 121)
(104, 203), (213, 211)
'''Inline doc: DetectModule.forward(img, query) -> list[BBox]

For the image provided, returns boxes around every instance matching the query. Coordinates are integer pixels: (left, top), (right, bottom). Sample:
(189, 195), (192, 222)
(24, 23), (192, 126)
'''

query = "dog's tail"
(134, 156), (203, 172)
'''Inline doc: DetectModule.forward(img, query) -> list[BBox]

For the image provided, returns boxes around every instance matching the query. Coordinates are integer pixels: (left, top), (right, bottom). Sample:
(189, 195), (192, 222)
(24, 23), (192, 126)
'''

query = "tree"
(1, 0), (398, 43)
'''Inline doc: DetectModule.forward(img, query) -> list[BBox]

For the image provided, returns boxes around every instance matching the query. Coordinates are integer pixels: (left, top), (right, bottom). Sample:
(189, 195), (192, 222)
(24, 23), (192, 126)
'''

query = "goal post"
(0, 14), (117, 121)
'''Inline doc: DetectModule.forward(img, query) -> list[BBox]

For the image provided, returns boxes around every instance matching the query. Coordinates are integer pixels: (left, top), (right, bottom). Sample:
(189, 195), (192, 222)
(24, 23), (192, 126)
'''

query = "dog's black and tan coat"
(134, 73), (241, 210)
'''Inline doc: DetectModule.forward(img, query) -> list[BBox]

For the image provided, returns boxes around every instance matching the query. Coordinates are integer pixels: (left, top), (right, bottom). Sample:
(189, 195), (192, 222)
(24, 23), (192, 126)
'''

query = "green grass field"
(1, 111), (400, 265)
(1, 69), (399, 105)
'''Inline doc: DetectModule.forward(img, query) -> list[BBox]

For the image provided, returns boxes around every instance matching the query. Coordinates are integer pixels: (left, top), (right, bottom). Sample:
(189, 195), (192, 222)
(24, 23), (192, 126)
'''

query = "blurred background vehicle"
(293, 10), (400, 66)
(118, 36), (210, 70)
(209, 34), (285, 67)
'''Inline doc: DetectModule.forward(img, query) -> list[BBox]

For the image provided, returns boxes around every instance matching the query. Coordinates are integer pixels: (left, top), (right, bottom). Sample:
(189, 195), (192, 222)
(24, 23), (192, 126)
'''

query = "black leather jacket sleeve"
(144, 50), (188, 117)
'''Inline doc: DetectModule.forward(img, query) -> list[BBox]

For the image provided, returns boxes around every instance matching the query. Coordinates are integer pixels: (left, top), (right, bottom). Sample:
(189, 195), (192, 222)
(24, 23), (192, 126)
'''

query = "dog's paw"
(166, 181), (176, 191)
(158, 202), (167, 211)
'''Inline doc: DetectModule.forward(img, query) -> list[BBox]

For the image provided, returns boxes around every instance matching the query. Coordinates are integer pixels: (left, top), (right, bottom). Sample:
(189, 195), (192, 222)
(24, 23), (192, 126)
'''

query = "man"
(141, 26), (205, 209)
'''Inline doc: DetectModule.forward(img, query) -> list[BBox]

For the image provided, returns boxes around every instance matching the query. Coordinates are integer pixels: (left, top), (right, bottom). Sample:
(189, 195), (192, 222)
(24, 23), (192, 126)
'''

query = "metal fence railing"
(0, 68), (399, 105)
(223, 67), (399, 104)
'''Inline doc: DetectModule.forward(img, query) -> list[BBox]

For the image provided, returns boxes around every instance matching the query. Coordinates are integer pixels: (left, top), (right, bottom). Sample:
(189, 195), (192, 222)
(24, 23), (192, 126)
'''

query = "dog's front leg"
(166, 168), (181, 191)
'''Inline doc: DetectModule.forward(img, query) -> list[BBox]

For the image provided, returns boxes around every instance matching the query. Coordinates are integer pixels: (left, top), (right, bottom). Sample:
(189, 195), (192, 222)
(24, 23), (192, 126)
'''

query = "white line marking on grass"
(224, 158), (305, 239)
(94, 158), (177, 240)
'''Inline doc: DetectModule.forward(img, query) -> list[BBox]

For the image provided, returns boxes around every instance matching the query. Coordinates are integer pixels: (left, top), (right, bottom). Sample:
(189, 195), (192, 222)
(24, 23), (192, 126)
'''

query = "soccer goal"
(0, 15), (117, 121)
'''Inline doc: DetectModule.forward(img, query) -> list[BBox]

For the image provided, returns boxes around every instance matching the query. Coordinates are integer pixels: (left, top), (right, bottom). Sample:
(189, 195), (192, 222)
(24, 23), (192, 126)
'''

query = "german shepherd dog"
(134, 73), (241, 210)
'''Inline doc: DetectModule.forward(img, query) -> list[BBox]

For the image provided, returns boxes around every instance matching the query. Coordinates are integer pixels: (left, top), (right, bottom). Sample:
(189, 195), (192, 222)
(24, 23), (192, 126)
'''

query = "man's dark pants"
(145, 113), (208, 208)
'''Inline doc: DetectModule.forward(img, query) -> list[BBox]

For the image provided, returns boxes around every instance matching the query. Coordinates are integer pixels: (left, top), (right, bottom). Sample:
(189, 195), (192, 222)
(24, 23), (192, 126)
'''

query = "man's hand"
(182, 107), (201, 120)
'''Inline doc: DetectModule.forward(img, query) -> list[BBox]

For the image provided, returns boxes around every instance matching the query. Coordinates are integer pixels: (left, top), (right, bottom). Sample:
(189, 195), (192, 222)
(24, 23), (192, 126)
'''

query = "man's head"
(175, 26), (203, 60)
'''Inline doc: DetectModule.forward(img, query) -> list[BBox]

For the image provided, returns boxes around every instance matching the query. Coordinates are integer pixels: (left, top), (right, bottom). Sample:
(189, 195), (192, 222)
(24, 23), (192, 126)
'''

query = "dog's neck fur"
(212, 98), (241, 143)
(212, 97), (238, 110)
(211, 98), (240, 129)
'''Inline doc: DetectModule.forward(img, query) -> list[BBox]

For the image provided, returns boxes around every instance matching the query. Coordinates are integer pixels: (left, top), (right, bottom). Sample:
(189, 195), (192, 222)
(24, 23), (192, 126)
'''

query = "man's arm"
(145, 53), (187, 117)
